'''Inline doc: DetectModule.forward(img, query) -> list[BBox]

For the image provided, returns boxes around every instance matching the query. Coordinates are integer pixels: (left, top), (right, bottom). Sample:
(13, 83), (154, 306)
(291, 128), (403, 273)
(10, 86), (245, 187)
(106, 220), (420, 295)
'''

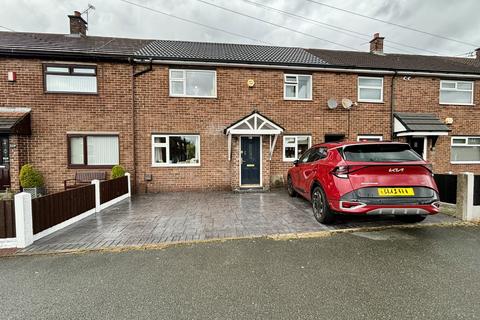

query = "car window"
(308, 147), (327, 162)
(343, 144), (422, 162)
(298, 148), (313, 163)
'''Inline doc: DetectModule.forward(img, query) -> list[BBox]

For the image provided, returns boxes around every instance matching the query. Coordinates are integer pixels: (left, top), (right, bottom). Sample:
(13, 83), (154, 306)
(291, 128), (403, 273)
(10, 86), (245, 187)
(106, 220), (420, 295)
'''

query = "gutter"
(132, 58), (480, 78)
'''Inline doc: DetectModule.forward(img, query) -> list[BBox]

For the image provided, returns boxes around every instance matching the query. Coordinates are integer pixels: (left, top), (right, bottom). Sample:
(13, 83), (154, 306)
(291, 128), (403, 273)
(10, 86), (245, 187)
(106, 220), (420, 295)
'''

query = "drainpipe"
(390, 71), (397, 141)
(130, 58), (153, 193)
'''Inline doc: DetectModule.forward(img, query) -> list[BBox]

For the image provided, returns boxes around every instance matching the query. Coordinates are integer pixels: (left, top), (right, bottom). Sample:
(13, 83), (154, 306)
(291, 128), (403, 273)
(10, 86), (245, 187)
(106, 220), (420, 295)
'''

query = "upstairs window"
(440, 80), (474, 105)
(357, 135), (383, 142)
(283, 135), (311, 161)
(68, 134), (119, 167)
(152, 134), (200, 166)
(169, 69), (216, 98)
(44, 65), (97, 93)
(284, 74), (312, 100)
(358, 77), (383, 103)
(451, 136), (480, 163)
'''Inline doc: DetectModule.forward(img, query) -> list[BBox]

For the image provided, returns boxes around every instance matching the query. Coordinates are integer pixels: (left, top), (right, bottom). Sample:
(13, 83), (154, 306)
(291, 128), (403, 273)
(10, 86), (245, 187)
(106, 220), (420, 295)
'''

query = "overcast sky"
(1, 0), (479, 56)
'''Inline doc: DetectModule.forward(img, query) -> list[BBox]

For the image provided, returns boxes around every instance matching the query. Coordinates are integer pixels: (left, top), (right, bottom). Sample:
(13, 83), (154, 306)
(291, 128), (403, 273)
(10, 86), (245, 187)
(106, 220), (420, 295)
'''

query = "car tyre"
(287, 175), (297, 197)
(311, 186), (335, 224)
(395, 215), (427, 223)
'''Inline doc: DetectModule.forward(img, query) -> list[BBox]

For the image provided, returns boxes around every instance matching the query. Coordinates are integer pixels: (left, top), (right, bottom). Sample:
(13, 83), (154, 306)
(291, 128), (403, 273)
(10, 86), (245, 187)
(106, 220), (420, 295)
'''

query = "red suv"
(287, 142), (440, 224)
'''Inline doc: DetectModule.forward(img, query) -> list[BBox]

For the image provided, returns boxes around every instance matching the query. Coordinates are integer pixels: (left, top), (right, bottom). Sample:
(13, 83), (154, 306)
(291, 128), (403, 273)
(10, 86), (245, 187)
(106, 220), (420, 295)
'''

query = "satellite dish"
(327, 98), (338, 109)
(341, 98), (353, 109)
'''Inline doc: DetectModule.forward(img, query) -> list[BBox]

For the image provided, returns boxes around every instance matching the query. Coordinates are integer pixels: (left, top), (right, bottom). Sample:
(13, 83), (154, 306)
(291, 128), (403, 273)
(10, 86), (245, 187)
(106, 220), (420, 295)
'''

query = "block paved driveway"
(20, 190), (457, 253)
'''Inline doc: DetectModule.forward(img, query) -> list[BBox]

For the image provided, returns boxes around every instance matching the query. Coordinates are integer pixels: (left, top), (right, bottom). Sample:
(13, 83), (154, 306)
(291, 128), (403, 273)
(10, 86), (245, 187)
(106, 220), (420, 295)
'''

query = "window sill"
(45, 91), (98, 95)
(440, 103), (475, 107)
(450, 161), (480, 164)
(151, 164), (201, 168)
(358, 100), (384, 104)
(283, 159), (297, 162)
(283, 98), (313, 101)
(169, 94), (217, 99)
(68, 165), (115, 169)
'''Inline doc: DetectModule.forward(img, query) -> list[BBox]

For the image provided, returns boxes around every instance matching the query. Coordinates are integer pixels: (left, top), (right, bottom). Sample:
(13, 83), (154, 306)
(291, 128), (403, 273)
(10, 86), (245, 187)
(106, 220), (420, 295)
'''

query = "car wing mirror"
(293, 160), (299, 166)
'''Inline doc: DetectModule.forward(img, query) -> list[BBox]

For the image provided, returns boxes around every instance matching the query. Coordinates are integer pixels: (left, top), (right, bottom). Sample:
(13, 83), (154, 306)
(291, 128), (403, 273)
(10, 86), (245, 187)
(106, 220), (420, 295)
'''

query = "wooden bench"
(64, 172), (106, 190)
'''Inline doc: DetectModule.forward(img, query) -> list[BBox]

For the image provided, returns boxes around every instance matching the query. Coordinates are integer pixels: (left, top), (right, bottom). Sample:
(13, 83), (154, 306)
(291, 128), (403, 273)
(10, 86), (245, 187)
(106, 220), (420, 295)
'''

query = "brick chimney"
(369, 33), (384, 54)
(68, 11), (87, 36)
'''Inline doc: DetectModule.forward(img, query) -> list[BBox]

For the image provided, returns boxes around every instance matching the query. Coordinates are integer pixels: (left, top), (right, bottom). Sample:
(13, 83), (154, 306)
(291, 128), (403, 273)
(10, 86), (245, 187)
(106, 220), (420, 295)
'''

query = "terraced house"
(1, 11), (480, 193)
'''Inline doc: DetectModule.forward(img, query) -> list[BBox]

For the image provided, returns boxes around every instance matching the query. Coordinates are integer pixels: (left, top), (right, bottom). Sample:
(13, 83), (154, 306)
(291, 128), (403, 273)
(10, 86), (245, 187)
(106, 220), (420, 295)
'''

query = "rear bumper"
(331, 186), (440, 215)
(329, 200), (440, 215)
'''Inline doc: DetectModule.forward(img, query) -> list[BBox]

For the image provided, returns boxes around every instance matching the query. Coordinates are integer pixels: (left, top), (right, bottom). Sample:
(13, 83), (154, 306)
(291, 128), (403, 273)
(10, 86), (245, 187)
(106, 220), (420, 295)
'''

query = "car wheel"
(312, 186), (335, 224)
(287, 175), (297, 197)
(395, 215), (427, 223)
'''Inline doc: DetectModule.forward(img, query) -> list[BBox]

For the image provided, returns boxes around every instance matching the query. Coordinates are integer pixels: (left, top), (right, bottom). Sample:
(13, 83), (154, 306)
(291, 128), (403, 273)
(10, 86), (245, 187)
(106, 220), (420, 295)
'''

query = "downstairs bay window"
(68, 134), (119, 168)
(283, 135), (311, 161)
(451, 136), (480, 163)
(152, 134), (200, 167)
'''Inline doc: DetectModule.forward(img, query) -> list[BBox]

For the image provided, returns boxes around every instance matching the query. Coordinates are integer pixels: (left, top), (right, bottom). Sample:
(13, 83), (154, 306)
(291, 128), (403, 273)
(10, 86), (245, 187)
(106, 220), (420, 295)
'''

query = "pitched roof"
(135, 40), (327, 66)
(394, 112), (450, 133)
(1, 31), (479, 74)
(307, 48), (480, 74)
(0, 31), (153, 58)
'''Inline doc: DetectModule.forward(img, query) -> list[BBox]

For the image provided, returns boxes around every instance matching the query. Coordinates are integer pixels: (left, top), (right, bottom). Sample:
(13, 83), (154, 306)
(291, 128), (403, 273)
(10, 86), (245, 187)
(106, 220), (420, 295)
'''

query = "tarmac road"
(1, 225), (479, 319)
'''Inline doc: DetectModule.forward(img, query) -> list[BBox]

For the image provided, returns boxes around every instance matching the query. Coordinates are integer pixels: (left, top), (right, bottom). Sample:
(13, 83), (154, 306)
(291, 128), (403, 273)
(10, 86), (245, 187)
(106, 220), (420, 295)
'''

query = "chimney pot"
(68, 11), (88, 36)
(370, 33), (384, 54)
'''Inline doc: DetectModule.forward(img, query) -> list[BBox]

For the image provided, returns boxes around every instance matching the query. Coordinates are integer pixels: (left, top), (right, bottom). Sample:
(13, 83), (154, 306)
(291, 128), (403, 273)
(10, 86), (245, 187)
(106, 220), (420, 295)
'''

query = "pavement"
(1, 225), (479, 319)
(18, 189), (458, 254)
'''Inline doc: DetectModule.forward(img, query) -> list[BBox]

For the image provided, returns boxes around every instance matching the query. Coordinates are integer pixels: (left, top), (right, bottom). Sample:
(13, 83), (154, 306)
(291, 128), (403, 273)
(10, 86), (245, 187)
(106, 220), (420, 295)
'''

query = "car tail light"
(340, 201), (366, 210)
(331, 165), (366, 178)
(332, 166), (350, 178)
(423, 163), (433, 173)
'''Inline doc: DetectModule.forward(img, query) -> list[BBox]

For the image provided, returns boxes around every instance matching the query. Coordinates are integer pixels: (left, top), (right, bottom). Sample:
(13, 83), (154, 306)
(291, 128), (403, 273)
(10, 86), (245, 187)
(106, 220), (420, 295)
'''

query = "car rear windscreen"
(343, 144), (423, 162)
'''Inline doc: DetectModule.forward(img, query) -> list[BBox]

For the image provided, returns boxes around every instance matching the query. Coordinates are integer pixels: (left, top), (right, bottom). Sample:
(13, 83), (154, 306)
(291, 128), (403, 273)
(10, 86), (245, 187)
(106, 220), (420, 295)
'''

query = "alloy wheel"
(312, 189), (324, 220)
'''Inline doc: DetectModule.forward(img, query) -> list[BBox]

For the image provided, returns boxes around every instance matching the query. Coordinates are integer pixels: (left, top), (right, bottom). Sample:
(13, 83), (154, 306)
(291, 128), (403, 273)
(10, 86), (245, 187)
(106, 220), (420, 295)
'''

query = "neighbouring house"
(1, 12), (480, 193)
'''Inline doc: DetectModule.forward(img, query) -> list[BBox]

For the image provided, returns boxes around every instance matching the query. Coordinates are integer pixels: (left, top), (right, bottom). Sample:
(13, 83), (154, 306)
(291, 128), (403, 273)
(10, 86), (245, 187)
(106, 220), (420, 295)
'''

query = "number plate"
(378, 187), (414, 196)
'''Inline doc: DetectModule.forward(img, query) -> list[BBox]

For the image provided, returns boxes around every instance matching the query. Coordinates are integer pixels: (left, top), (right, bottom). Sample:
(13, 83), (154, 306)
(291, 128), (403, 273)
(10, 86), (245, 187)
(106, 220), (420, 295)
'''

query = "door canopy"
(224, 111), (284, 161)
(224, 111), (284, 136)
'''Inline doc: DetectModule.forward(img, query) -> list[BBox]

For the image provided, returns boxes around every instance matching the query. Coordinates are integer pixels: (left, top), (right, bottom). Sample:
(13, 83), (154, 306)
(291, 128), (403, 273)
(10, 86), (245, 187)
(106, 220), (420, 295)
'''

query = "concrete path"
(2, 225), (480, 319)
(19, 190), (457, 254)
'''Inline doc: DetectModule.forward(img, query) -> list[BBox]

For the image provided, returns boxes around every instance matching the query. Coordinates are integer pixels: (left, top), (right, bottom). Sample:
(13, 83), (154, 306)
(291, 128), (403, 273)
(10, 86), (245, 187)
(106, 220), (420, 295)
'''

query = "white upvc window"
(45, 64), (97, 94)
(358, 77), (383, 103)
(283, 135), (312, 161)
(440, 80), (474, 105)
(357, 135), (383, 142)
(152, 134), (200, 167)
(451, 136), (480, 164)
(284, 74), (312, 100)
(169, 69), (216, 98)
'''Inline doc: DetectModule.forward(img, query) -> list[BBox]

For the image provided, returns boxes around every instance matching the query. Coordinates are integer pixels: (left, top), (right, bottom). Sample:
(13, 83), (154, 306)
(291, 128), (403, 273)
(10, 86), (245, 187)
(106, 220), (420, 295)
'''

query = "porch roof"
(224, 111), (284, 135)
(394, 112), (450, 137)
(0, 108), (31, 135)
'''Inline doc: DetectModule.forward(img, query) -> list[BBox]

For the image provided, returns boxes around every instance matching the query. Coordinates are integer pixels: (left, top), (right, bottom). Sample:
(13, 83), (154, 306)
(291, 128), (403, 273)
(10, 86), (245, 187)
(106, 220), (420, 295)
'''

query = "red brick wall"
(0, 58), (134, 193)
(1, 57), (479, 193)
(393, 76), (480, 173)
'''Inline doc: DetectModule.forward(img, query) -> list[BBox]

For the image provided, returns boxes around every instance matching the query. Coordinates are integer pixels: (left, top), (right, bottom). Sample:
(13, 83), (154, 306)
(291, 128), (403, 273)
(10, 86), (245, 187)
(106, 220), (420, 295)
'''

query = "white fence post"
(14, 192), (33, 248)
(125, 172), (131, 197)
(92, 179), (101, 213)
(457, 172), (477, 221)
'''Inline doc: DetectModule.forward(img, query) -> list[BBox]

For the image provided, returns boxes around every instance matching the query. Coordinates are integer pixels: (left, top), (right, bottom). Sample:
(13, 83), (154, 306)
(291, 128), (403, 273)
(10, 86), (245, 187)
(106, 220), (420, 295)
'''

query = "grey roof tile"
(134, 40), (328, 66)
(307, 48), (480, 74)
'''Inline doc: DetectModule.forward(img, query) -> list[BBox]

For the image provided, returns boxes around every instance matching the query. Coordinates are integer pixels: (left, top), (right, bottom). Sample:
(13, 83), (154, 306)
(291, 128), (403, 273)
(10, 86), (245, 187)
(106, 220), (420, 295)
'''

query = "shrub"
(19, 164), (44, 188)
(111, 165), (126, 179)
